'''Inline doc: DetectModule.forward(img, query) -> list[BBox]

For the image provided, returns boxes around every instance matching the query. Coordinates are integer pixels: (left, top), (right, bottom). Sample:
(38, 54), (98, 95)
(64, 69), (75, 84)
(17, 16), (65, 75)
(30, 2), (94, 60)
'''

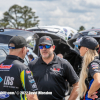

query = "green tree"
(0, 19), (9, 28)
(78, 26), (85, 32)
(0, 4), (39, 29)
(20, 6), (39, 29)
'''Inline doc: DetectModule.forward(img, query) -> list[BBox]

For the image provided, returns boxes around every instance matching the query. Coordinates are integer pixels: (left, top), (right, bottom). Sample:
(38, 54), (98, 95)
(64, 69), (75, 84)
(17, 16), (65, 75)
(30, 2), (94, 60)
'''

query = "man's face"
(39, 44), (55, 59)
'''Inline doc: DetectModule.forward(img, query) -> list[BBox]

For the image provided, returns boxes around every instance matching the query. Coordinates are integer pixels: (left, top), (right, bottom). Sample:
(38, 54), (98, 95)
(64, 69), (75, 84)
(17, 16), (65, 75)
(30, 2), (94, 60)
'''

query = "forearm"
(88, 80), (100, 96)
(68, 82), (79, 100)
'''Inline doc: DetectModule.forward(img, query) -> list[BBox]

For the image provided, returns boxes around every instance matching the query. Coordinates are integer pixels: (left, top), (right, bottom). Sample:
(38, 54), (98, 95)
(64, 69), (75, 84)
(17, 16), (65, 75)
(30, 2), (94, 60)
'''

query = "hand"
(88, 92), (98, 99)
(27, 94), (38, 100)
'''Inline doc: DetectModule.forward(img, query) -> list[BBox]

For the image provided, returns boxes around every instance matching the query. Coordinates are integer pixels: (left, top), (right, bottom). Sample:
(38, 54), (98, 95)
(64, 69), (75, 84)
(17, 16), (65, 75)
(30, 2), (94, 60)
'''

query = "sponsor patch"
(63, 28), (67, 32)
(26, 70), (31, 74)
(71, 30), (74, 33)
(60, 31), (64, 34)
(94, 69), (99, 71)
(50, 68), (61, 72)
(29, 79), (35, 83)
(0, 64), (13, 70)
(92, 67), (98, 69)
(32, 83), (37, 89)
(91, 63), (99, 69)
(92, 64), (98, 67)
(0, 92), (9, 99)
(0, 77), (3, 83)
(46, 38), (50, 40)
(53, 68), (60, 71)
(4, 76), (14, 86)
(28, 74), (33, 79)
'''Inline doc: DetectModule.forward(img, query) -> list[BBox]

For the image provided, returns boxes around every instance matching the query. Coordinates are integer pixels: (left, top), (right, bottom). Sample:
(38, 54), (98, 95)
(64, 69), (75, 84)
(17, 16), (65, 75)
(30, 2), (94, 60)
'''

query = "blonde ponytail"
(78, 49), (98, 98)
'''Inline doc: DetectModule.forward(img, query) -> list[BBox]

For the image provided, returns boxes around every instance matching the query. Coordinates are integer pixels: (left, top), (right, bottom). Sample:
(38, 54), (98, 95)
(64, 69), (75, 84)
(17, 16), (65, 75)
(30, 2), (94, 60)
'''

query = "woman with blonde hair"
(73, 36), (100, 100)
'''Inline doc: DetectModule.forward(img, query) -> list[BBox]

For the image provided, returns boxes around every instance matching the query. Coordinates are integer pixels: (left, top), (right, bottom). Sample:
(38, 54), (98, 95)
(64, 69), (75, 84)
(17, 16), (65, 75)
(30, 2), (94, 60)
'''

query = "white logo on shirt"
(4, 76), (14, 85)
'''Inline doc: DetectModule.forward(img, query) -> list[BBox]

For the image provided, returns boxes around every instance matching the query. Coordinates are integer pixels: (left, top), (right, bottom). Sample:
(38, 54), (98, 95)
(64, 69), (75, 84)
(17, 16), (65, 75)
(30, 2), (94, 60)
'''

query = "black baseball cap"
(39, 36), (54, 45)
(8, 36), (27, 49)
(73, 36), (99, 50)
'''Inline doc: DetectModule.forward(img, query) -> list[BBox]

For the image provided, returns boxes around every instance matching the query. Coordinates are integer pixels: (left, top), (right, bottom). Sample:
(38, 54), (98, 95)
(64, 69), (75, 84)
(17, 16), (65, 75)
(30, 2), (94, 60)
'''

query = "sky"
(0, 0), (100, 30)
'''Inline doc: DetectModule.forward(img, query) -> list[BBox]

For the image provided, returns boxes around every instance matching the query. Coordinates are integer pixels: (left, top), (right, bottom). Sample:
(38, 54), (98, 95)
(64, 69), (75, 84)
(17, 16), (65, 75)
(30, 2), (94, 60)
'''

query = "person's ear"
(22, 47), (25, 54)
(86, 47), (88, 51)
(52, 45), (55, 50)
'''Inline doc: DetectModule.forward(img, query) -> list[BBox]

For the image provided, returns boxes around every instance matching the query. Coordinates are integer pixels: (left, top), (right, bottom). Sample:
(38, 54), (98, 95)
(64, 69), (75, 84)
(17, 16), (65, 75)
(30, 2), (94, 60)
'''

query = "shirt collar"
(40, 53), (58, 65)
(6, 55), (24, 63)
(94, 56), (99, 59)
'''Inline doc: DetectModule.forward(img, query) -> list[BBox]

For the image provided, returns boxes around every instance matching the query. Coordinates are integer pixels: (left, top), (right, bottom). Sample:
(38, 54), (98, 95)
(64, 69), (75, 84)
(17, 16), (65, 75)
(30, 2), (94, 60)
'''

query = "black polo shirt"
(29, 54), (79, 100)
(0, 55), (37, 100)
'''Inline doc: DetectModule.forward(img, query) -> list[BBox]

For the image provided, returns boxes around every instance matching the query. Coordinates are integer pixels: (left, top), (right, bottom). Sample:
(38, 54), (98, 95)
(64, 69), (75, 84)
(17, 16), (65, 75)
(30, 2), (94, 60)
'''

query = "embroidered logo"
(53, 68), (60, 71)
(0, 64), (13, 70)
(46, 38), (50, 40)
(26, 70), (31, 74)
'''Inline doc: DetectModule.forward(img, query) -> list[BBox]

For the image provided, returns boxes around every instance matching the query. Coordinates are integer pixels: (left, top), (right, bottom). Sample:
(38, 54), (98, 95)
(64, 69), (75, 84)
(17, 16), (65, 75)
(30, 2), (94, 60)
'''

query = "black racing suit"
(0, 55), (38, 100)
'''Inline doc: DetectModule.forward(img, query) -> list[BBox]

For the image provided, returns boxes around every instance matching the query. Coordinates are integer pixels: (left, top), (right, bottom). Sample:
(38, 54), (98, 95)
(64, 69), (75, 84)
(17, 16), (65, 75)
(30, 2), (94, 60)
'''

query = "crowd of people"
(0, 35), (100, 100)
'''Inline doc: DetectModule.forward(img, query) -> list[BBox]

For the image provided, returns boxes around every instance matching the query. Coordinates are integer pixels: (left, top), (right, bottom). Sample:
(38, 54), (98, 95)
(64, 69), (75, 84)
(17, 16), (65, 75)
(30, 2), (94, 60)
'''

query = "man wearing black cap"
(28, 36), (79, 100)
(0, 36), (38, 100)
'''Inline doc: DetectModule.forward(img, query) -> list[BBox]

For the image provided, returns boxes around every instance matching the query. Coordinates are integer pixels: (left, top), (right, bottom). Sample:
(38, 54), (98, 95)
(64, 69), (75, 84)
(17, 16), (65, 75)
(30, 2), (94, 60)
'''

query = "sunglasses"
(39, 45), (52, 49)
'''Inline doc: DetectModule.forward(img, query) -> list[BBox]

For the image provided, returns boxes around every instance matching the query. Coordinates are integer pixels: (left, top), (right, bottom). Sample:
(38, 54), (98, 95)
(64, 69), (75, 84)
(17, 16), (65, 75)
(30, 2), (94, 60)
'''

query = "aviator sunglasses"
(39, 45), (52, 49)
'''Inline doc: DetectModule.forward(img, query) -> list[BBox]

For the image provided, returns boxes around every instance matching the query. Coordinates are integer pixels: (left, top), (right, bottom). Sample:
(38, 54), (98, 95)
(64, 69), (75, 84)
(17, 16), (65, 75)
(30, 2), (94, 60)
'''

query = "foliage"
(0, 4), (39, 29)
(78, 26), (85, 32)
